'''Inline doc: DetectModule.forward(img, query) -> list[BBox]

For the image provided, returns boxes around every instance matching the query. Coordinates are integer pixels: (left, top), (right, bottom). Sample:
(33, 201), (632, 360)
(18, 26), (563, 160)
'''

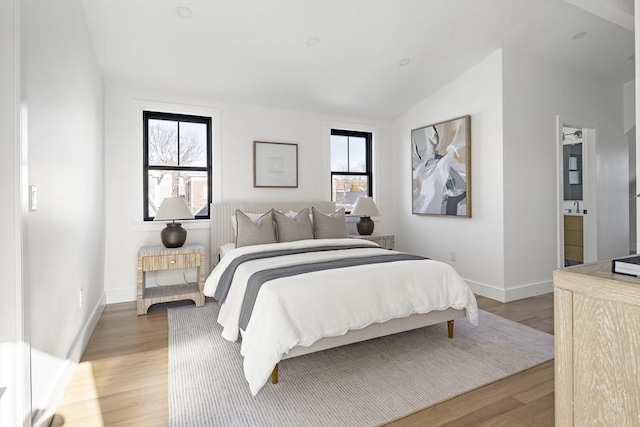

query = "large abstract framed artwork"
(411, 115), (471, 217)
(253, 141), (298, 188)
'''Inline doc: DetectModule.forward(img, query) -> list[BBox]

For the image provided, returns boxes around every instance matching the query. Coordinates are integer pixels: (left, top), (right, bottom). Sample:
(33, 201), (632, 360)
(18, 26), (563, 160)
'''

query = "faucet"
(574, 201), (580, 213)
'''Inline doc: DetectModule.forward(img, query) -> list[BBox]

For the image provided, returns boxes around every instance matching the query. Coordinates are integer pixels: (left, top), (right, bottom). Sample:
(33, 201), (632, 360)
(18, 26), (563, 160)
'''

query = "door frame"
(0, 1), (31, 425)
(556, 115), (598, 268)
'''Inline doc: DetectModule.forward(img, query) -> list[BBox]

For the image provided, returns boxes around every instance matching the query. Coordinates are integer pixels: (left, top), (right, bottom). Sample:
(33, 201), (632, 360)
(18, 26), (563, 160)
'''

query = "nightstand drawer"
(142, 253), (200, 271)
(349, 233), (395, 250)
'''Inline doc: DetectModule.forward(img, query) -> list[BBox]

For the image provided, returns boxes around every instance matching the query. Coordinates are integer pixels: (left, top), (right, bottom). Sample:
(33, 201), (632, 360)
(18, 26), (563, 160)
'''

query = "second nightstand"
(349, 233), (395, 250)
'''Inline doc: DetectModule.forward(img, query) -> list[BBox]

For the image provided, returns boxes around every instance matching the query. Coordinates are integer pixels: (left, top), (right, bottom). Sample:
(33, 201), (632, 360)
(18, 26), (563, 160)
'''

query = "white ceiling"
(81, 0), (635, 121)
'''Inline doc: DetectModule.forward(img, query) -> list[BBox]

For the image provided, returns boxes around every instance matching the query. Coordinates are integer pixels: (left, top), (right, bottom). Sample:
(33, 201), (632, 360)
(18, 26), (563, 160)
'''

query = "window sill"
(131, 219), (211, 232)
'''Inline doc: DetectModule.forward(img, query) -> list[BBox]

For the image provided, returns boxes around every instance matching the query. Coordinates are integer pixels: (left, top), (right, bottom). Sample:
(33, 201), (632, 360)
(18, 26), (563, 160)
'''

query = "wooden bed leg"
(447, 320), (454, 339)
(271, 363), (279, 384)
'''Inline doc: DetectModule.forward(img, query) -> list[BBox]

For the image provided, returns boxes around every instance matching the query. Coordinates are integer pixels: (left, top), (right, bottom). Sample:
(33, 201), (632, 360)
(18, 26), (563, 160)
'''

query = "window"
(143, 111), (212, 221)
(330, 129), (372, 212)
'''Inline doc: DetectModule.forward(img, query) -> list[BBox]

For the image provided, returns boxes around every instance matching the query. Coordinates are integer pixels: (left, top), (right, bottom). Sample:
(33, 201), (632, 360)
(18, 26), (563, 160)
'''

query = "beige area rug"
(168, 303), (553, 427)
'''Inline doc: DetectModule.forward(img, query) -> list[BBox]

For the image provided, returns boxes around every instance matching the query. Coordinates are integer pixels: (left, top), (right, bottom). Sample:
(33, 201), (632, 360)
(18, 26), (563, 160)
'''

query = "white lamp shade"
(351, 197), (380, 217)
(154, 197), (194, 221)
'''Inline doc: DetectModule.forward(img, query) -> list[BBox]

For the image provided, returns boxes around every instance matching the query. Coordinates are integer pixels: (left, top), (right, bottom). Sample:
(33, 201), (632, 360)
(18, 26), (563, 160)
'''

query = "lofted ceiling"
(81, 0), (635, 121)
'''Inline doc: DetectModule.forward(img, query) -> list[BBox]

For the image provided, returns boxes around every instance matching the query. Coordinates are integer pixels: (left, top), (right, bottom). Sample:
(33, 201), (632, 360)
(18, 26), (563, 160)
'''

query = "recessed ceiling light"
(399, 58), (411, 66)
(306, 37), (319, 46)
(571, 31), (587, 41)
(176, 6), (193, 19)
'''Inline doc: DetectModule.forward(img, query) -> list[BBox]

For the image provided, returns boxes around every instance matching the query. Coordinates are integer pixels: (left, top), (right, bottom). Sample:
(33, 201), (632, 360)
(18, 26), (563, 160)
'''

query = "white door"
(557, 116), (598, 268)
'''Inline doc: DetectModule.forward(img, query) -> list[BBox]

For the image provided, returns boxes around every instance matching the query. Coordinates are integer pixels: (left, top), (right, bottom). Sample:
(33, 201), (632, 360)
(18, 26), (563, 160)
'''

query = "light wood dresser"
(553, 261), (640, 426)
(137, 244), (206, 315)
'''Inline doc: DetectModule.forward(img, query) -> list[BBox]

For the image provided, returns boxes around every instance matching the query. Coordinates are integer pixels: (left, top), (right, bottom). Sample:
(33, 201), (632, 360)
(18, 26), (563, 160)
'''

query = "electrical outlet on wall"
(450, 250), (457, 261)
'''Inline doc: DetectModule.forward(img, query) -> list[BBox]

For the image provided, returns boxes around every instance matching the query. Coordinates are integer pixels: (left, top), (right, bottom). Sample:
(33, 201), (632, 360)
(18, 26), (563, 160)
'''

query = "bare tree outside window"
(143, 111), (212, 220)
(148, 120), (206, 201)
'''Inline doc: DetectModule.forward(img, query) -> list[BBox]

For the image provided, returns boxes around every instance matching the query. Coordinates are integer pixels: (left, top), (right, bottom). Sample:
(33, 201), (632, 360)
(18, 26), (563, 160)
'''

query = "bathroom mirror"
(563, 143), (583, 201)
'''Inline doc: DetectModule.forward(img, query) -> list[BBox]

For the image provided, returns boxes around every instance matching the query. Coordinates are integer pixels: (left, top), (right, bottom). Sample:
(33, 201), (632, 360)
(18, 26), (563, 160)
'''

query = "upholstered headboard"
(210, 200), (337, 267)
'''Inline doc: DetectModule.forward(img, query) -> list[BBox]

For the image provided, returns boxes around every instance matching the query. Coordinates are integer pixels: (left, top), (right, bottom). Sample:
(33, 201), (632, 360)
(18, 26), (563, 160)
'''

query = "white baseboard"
(106, 287), (136, 304)
(466, 279), (553, 303)
(465, 280), (508, 302)
(504, 280), (553, 302)
(69, 292), (106, 361)
(34, 292), (106, 427)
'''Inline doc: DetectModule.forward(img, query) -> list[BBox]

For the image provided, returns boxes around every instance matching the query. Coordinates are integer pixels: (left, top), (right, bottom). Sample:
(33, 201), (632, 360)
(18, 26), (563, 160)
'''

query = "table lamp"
(351, 196), (380, 235)
(154, 197), (194, 248)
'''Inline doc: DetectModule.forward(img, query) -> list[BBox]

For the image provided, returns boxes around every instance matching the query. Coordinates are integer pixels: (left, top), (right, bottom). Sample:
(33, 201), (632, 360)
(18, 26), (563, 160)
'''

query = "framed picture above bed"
(411, 115), (471, 217)
(253, 141), (298, 188)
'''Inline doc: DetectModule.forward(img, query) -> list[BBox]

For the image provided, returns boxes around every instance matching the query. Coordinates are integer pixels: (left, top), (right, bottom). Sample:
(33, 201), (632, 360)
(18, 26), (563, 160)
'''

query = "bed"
(204, 201), (479, 395)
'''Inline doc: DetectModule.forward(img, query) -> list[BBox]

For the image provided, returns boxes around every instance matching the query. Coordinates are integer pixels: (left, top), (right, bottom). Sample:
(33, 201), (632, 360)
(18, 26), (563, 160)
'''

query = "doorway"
(557, 116), (598, 268)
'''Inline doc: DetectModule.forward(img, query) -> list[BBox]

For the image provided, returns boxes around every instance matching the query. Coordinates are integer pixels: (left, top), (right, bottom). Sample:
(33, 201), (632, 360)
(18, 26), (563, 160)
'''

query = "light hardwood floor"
(51, 293), (554, 426)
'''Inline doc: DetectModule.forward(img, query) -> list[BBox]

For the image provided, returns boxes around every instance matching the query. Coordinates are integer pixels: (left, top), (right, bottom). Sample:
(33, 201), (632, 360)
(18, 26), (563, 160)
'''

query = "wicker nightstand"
(349, 233), (395, 250)
(136, 244), (206, 315)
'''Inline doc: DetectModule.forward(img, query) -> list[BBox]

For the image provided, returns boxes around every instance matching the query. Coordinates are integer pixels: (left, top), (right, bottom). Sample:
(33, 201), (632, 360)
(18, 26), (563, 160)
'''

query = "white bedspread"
(203, 238), (479, 395)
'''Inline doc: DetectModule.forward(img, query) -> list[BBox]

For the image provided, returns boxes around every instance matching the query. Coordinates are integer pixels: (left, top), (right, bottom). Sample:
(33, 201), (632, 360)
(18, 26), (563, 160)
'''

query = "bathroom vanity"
(563, 214), (583, 265)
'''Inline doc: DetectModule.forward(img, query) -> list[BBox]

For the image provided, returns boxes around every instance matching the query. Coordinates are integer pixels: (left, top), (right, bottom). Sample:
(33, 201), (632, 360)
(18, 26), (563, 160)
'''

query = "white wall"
(629, 127), (636, 252)
(22, 1), (105, 424)
(502, 48), (628, 296)
(636, 4), (640, 251)
(624, 80), (635, 134)
(391, 50), (507, 300)
(624, 79), (636, 252)
(103, 83), (392, 303)
(392, 48), (629, 302)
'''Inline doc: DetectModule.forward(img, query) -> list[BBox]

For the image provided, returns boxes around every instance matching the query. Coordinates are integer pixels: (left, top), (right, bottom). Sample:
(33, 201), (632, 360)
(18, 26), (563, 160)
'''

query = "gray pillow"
(312, 207), (348, 239)
(231, 212), (265, 236)
(235, 209), (277, 248)
(274, 209), (314, 242)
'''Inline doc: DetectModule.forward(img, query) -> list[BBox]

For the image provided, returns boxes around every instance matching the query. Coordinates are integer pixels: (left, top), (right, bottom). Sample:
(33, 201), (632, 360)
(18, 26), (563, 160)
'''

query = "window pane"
(331, 135), (348, 172)
(348, 137), (367, 172)
(148, 119), (178, 166)
(179, 122), (207, 167)
(148, 169), (209, 217)
(332, 174), (369, 212)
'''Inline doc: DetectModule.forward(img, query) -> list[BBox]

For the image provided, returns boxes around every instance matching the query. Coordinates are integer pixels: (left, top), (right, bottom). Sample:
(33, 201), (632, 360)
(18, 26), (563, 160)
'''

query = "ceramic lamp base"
(356, 216), (374, 235)
(161, 222), (187, 248)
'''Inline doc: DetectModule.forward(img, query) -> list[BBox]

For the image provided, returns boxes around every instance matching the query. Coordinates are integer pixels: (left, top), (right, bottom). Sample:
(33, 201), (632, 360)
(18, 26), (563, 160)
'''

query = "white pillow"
(287, 210), (314, 223)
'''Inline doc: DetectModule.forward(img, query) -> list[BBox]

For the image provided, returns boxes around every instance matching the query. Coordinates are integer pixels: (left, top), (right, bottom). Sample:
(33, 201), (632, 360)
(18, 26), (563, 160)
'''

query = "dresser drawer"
(142, 253), (200, 271)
